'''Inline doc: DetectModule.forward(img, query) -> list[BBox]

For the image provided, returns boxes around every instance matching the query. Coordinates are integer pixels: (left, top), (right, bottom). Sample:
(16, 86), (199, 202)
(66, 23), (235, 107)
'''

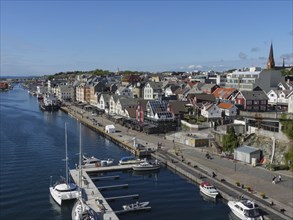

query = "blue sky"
(1, 0), (292, 76)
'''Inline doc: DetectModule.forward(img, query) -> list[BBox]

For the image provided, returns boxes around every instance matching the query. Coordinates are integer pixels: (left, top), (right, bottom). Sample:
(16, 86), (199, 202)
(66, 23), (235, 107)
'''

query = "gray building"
(234, 145), (261, 165)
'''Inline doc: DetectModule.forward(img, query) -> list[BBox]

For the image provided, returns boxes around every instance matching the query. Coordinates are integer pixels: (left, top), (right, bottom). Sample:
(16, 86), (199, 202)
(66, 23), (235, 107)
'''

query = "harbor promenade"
(62, 104), (293, 220)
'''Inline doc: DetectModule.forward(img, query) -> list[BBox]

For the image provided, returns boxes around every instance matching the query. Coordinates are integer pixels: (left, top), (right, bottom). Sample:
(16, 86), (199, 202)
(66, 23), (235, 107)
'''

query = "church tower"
(267, 43), (275, 69)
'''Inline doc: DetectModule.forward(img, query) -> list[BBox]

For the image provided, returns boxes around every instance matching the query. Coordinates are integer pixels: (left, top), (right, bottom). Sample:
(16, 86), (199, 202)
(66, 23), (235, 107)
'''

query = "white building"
(201, 103), (222, 119)
(234, 145), (261, 165)
(225, 67), (286, 92)
(55, 85), (74, 101)
(143, 82), (163, 100)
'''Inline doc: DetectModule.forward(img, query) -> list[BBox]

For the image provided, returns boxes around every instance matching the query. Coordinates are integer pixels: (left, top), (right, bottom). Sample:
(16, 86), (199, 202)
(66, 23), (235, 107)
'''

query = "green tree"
(280, 114), (293, 140)
(284, 149), (293, 170)
(222, 126), (238, 153)
(281, 68), (293, 76)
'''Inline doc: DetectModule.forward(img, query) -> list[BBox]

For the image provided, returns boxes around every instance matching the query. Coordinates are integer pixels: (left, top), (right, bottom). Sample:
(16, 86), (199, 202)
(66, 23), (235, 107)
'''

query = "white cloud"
(187, 64), (203, 69)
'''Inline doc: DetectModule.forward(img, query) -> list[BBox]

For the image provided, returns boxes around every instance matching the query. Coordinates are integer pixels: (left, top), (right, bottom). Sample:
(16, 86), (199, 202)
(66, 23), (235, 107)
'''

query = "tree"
(281, 69), (293, 76)
(222, 126), (238, 153)
(280, 114), (293, 140)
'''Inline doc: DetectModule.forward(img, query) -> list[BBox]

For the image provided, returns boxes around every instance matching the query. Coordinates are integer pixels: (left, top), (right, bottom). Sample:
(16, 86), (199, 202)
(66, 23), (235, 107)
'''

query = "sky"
(1, 0), (292, 76)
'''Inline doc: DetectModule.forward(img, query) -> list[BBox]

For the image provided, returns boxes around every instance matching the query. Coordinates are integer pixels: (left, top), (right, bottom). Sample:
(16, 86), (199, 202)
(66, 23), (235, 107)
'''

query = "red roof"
(212, 88), (237, 99)
(217, 102), (233, 109)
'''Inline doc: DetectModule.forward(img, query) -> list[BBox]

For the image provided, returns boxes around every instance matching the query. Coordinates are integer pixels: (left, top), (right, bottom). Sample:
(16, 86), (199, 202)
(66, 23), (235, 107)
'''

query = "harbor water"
(0, 86), (231, 220)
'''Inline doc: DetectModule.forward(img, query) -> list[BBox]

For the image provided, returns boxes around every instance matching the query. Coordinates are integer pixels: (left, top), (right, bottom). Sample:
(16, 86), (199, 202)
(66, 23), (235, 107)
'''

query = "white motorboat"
(132, 160), (160, 171)
(122, 201), (150, 211)
(199, 182), (219, 199)
(72, 124), (100, 220)
(50, 123), (79, 206)
(82, 155), (114, 167)
(228, 196), (263, 220)
(119, 156), (142, 165)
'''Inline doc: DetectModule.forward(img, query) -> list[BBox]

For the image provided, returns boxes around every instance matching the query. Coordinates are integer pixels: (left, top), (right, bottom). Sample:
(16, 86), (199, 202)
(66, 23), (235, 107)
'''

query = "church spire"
(267, 42), (275, 69)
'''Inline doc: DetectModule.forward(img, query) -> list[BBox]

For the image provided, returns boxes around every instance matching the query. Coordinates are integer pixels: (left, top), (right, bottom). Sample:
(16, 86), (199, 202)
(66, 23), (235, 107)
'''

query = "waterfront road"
(63, 105), (293, 219)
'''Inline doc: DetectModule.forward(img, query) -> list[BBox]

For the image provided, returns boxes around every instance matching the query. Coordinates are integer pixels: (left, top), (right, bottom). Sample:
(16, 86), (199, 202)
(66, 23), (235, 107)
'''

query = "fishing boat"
(228, 196), (263, 220)
(72, 124), (99, 220)
(39, 93), (59, 111)
(122, 201), (150, 211)
(49, 123), (79, 206)
(119, 156), (142, 165)
(199, 182), (219, 199)
(132, 160), (160, 171)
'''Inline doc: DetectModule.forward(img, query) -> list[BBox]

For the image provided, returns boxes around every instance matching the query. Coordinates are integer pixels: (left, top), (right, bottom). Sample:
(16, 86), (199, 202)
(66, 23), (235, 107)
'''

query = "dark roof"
(147, 81), (163, 91)
(168, 101), (189, 114)
(240, 90), (268, 100)
(125, 106), (136, 118)
(187, 93), (216, 103)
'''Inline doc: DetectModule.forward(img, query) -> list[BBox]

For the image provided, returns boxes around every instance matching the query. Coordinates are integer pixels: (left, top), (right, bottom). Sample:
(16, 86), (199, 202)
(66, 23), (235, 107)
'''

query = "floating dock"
(115, 206), (151, 215)
(70, 168), (120, 220)
(105, 194), (139, 201)
(70, 164), (137, 220)
(98, 184), (128, 191)
(91, 175), (120, 181)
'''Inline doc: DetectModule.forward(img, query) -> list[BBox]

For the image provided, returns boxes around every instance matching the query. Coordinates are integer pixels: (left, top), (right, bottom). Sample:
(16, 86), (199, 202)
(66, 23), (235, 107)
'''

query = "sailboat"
(72, 124), (99, 220)
(50, 123), (79, 206)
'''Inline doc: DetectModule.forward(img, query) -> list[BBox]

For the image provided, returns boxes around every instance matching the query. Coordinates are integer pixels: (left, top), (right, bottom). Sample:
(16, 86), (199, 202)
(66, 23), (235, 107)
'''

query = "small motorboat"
(83, 155), (114, 168)
(132, 160), (160, 171)
(199, 182), (219, 199)
(122, 201), (150, 211)
(228, 196), (263, 220)
(119, 156), (142, 165)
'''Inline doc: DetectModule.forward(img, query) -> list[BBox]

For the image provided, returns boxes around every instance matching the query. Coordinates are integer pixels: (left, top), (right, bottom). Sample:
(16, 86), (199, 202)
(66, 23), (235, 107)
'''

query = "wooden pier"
(91, 175), (120, 181)
(105, 194), (139, 201)
(70, 169), (119, 220)
(98, 184), (128, 191)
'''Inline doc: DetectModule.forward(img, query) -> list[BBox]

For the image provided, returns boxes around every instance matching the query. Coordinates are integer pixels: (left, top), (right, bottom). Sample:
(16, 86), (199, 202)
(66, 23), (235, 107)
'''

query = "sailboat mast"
(65, 122), (69, 185)
(78, 123), (82, 195)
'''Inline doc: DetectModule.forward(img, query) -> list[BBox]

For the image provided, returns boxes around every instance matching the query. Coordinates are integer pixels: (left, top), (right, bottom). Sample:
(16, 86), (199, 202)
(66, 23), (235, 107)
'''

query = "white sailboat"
(72, 124), (99, 220)
(50, 123), (79, 206)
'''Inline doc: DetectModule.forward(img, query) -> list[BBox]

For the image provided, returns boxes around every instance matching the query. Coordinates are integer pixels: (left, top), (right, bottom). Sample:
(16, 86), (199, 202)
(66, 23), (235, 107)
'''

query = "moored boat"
(132, 160), (160, 171)
(82, 155), (114, 168)
(72, 124), (100, 220)
(49, 123), (79, 206)
(228, 196), (263, 220)
(199, 182), (219, 199)
(72, 198), (99, 220)
(119, 156), (142, 165)
(122, 201), (150, 211)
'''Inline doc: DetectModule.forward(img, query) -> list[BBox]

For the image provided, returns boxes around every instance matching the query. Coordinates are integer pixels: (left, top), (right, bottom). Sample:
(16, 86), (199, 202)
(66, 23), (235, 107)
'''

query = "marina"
(1, 87), (292, 220)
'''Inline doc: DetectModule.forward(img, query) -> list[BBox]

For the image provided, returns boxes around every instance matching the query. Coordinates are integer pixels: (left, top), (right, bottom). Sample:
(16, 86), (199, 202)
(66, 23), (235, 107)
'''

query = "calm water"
(0, 86), (231, 220)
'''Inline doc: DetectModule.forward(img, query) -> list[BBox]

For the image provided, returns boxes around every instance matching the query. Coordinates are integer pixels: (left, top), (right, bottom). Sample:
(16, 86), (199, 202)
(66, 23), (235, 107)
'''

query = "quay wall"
(61, 106), (150, 157)
(152, 151), (291, 220)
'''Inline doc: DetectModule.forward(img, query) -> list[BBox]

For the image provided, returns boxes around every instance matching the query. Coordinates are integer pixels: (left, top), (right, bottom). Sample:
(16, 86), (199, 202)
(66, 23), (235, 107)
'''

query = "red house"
(233, 90), (268, 111)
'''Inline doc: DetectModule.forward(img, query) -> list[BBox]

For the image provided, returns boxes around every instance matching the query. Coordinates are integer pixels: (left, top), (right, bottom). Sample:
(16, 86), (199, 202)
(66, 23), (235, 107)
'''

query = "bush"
(265, 164), (289, 171)
(260, 192), (266, 198)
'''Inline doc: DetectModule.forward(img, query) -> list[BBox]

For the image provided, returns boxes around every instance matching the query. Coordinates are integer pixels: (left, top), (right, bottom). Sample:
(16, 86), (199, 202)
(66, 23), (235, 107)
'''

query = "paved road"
(63, 104), (293, 219)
